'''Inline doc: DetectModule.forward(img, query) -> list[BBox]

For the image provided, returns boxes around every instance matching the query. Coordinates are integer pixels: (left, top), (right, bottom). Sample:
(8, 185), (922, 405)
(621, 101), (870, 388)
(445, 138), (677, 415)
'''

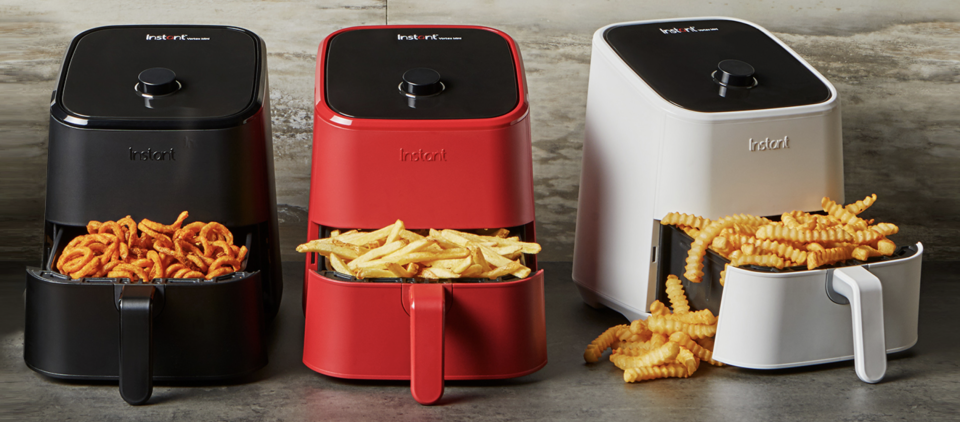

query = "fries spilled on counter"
(584, 275), (722, 382)
(296, 219), (541, 280)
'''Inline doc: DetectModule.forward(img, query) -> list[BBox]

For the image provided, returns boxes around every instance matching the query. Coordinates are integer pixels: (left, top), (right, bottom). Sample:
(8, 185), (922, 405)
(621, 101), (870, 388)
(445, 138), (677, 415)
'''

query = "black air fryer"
(24, 25), (282, 405)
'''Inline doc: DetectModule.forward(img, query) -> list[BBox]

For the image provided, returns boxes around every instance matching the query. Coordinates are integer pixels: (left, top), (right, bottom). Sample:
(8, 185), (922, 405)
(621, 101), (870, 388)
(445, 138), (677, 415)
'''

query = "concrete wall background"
(1, 0), (958, 262)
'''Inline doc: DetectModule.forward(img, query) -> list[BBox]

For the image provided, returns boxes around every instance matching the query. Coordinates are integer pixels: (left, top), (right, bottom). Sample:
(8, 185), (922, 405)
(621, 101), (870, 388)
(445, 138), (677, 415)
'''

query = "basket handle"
(831, 266), (886, 383)
(118, 284), (156, 405)
(409, 283), (446, 405)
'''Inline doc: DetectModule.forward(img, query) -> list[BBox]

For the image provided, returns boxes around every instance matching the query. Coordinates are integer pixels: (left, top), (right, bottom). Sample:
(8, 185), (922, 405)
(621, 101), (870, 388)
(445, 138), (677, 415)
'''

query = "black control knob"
(713, 60), (756, 88)
(137, 68), (180, 96)
(400, 68), (444, 97)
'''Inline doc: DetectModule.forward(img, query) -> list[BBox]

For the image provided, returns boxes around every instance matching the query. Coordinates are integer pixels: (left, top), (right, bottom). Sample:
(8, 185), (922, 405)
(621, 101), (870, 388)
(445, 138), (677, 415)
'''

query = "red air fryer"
(303, 25), (546, 405)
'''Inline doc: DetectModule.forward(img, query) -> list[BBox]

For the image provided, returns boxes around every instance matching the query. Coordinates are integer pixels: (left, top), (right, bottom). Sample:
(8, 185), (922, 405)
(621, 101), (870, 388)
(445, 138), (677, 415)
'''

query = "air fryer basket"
(41, 220), (263, 276)
(25, 220), (269, 405)
(654, 217), (920, 315)
(310, 222), (538, 284)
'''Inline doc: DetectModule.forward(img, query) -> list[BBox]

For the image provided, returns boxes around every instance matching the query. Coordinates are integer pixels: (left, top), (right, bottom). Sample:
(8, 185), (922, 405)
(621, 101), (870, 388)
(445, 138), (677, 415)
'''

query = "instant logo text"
(130, 147), (176, 161)
(397, 33), (462, 41)
(659, 26), (718, 34)
(748, 137), (789, 152)
(399, 148), (447, 162)
(145, 34), (211, 41)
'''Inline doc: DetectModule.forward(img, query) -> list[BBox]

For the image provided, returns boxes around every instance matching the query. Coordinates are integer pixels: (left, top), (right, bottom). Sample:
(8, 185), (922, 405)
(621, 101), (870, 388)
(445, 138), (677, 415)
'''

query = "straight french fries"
(347, 240), (406, 269)
(446, 229), (543, 254)
(329, 254), (353, 276)
(384, 219), (404, 245)
(382, 238), (437, 261)
(356, 268), (401, 279)
(296, 219), (541, 280)
(386, 249), (470, 265)
(336, 224), (395, 247)
(296, 240), (367, 260)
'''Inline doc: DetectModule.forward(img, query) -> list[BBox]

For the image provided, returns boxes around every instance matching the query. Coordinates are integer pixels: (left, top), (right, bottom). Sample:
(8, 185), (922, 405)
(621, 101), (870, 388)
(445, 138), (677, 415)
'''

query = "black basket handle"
(117, 284), (158, 405)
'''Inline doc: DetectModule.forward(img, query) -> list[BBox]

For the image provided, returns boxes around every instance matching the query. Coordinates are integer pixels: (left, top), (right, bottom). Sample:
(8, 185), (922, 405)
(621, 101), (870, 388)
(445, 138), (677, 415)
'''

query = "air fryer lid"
(324, 27), (519, 120)
(603, 19), (832, 112)
(54, 25), (262, 129)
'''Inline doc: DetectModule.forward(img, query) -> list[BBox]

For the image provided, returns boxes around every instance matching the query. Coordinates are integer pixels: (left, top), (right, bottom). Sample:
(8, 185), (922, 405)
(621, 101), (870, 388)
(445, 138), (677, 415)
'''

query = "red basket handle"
(409, 283), (446, 405)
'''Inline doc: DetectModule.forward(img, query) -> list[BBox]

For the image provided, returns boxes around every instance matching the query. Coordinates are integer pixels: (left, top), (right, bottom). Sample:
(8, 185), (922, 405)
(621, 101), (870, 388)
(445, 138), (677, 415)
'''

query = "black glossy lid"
(324, 27), (519, 120)
(604, 19), (832, 112)
(54, 25), (263, 129)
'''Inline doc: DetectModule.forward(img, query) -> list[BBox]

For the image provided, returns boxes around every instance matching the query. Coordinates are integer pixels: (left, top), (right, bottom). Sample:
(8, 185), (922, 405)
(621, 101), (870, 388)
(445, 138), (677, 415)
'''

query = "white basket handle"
(831, 266), (886, 383)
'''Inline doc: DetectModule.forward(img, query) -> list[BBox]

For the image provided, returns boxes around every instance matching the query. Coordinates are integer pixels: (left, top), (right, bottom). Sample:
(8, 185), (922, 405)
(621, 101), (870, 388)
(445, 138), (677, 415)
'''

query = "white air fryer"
(572, 17), (922, 383)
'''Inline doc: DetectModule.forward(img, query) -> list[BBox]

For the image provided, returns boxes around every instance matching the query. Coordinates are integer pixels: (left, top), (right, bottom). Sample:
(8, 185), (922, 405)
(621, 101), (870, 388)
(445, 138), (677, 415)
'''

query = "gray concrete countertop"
(1, 261), (958, 421)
